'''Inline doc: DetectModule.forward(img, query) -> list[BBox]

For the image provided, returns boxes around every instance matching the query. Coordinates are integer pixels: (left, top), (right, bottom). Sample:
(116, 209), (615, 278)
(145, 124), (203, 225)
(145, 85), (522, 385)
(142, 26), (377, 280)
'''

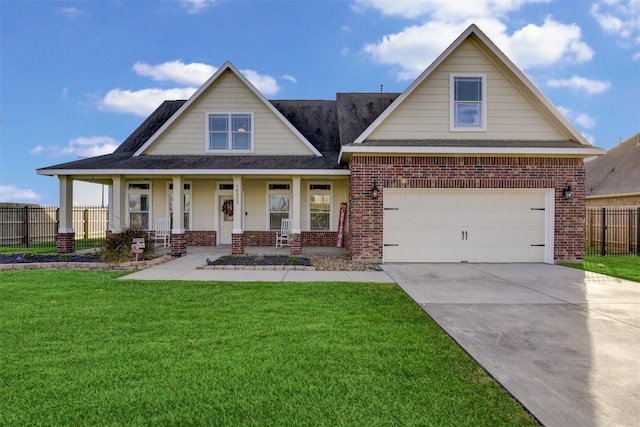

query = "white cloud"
(282, 74), (298, 83)
(180, 0), (215, 14)
(591, 1), (640, 39)
(363, 17), (593, 80)
(100, 87), (198, 116)
(133, 61), (215, 86)
(31, 136), (120, 158)
(103, 61), (282, 115)
(353, 0), (548, 20)
(62, 136), (119, 157)
(557, 106), (596, 131)
(30, 145), (44, 155)
(546, 75), (612, 95)
(57, 7), (87, 19)
(0, 185), (40, 203)
(240, 69), (280, 95)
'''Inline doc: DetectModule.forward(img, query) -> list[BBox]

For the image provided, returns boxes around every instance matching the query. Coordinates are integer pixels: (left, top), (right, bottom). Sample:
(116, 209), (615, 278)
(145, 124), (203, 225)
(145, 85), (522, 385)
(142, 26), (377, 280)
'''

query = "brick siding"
(185, 230), (217, 246)
(348, 155), (586, 262)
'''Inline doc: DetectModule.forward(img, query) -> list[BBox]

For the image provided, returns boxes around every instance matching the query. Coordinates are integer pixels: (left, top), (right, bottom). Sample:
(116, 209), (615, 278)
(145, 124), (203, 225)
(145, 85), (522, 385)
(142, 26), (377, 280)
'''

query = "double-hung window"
(207, 113), (253, 152)
(309, 183), (332, 231)
(450, 74), (486, 131)
(167, 182), (192, 230)
(127, 182), (151, 229)
(268, 183), (290, 230)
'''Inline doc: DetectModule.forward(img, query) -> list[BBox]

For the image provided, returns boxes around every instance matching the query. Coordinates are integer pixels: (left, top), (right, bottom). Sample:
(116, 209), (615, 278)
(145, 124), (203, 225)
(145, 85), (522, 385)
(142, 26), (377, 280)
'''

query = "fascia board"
(133, 62), (322, 157)
(339, 145), (607, 162)
(37, 168), (350, 177)
(586, 192), (640, 199)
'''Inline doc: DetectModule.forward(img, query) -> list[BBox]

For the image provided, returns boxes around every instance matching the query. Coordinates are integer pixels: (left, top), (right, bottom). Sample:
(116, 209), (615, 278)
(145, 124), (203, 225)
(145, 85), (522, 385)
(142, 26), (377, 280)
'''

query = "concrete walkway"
(122, 246), (394, 283)
(383, 263), (640, 427)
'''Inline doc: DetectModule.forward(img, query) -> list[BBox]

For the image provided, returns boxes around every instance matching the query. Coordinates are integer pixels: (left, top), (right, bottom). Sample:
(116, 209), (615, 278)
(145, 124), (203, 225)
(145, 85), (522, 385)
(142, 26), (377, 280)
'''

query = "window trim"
(308, 182), (333, 231)
(167, 181), (192, 230)
(266, 182), (291, 231)
(205, 112), (254, 153)
(127, 181), (152, 230)
(449, 73), (487, 132)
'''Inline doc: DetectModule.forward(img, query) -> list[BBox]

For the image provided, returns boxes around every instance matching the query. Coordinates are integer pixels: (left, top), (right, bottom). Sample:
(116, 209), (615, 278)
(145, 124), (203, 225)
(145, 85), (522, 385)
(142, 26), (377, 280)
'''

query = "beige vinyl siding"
(368, 39), (569, 141)
(192, 179), (216, 230)
(145, 71), (315, 156)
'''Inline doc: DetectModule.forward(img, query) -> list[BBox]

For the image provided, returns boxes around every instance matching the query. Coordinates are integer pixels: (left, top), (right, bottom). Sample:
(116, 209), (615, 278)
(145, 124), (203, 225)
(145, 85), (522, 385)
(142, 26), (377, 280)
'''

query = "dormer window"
(450, 74), (486, 131)
(207, 113), (253, 152)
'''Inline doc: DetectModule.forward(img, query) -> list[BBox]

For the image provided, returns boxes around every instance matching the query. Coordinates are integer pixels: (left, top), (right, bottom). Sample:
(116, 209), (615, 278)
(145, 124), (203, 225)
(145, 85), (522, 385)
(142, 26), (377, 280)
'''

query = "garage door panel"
(383, 189), (548, 263)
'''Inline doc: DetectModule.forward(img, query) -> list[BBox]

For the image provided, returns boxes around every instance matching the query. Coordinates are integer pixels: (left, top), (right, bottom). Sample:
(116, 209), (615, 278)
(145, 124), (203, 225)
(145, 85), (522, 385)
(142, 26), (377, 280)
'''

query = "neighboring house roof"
(585, 132), (640, 198)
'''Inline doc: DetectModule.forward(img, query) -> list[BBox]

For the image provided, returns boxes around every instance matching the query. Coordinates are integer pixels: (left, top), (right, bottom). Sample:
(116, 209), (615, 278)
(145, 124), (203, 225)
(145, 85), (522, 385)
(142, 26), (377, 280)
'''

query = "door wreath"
(222, 199), (234, 216)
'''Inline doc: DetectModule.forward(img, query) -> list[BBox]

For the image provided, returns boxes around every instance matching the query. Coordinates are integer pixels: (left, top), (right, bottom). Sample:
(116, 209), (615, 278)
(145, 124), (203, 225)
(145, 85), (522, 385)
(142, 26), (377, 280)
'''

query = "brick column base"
(290, 234), (302, 256)
(232, 233), (245, 255)
(57, 232), (76, 254)
(171, 232), (187, 255)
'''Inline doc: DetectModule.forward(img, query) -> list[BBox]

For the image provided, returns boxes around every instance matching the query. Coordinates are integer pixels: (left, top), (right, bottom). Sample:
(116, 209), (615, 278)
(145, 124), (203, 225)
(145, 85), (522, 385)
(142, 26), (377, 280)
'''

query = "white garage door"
(383, 189), (551, 263)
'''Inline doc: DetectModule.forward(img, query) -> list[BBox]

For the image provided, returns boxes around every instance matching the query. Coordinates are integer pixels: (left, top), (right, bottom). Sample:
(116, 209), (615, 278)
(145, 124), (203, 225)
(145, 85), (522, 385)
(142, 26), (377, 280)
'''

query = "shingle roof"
(585, 132), (640, 197)
(39, 93), (403, 173)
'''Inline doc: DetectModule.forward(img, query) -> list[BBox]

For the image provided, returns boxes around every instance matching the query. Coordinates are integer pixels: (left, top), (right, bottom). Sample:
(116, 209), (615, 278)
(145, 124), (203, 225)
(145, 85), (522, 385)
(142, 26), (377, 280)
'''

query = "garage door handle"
(384, 244), (399, 247)
(384, 208), (399, 210)
(530, 244), (545, 247)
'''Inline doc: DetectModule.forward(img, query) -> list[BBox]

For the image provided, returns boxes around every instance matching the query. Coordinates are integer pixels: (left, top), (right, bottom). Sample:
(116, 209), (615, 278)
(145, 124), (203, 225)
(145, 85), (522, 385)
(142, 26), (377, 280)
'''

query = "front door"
(219, 196), (234, 244)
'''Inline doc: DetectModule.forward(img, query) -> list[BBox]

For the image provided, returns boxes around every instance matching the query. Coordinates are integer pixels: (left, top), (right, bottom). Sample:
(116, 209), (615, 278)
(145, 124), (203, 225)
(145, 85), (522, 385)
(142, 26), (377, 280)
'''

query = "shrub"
(101, 228), (155, 263)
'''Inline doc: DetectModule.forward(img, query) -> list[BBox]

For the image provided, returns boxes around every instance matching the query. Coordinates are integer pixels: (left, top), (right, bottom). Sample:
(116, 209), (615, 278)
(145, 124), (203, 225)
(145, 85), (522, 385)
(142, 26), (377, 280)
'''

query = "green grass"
(0, 271), (538, 427)
(564, 255), (640, 282)
(0, 246), (57, 254)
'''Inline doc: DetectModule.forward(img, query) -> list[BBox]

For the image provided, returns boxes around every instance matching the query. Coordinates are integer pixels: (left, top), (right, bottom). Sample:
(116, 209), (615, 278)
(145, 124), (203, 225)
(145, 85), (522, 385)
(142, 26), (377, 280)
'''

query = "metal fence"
(0, 204), (108, 250)
(585, 207), (640, 256)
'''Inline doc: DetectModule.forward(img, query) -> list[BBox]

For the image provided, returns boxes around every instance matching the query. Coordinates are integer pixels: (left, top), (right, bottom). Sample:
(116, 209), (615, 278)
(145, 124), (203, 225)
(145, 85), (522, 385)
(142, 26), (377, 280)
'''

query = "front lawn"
(0, 271), (537, 426)
(564, 256), (640, 282)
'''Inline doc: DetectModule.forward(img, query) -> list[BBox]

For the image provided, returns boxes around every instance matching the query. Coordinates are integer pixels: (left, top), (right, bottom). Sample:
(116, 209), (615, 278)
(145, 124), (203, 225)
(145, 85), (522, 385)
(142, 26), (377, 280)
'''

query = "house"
(38, 24), (605, 264)
(585, 132), (640, 208)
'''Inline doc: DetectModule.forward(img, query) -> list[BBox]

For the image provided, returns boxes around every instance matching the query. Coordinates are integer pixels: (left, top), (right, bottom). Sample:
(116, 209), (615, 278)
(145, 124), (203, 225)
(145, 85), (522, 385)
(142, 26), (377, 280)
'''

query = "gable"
(367, 38), (571, 142)
(142, 68), (318, 156)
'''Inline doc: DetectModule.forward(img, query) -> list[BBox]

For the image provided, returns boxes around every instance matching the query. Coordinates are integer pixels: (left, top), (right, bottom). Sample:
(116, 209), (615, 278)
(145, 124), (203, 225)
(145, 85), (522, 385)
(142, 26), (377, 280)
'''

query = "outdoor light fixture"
(371, 179), (379, 199)
(563, 182), (574, 200)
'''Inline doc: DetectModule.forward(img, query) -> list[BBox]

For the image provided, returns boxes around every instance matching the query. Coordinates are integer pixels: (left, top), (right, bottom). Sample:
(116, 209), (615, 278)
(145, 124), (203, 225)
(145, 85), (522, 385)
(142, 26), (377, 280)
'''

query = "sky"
(1, 0), (639, 206)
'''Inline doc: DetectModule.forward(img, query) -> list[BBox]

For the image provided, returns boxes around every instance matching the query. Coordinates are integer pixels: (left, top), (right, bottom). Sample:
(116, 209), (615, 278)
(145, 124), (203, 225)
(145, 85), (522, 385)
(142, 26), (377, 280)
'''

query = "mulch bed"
(207, 255), (312, 267)
(0, 254), (102, 264)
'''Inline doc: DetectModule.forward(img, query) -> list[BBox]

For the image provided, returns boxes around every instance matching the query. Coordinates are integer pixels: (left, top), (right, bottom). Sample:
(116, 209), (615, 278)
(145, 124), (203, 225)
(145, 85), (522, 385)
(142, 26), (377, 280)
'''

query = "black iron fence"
(0, 204), (108, 250)
(585, 207), (640, 256)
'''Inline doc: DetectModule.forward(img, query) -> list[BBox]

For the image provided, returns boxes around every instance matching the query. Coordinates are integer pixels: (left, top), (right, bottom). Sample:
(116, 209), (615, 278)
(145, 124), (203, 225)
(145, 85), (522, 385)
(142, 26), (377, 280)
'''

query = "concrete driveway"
(383, 263), (640, 427)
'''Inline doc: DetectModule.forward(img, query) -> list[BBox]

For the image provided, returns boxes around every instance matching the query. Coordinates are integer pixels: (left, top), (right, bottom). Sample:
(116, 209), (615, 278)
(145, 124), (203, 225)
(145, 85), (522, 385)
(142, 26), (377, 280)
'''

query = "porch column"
(57, 175), (75, 254)
(231, 175), (245, 254)
(290, 175), (302, 255)
(110, 176), (125, 232)
(171, 176), (186, 254)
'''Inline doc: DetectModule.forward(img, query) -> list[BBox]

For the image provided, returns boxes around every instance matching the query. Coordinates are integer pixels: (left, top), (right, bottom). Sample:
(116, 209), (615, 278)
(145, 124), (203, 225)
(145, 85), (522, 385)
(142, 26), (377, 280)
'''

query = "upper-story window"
(207, 113), (253, 152)
(450, 74), (486, 131)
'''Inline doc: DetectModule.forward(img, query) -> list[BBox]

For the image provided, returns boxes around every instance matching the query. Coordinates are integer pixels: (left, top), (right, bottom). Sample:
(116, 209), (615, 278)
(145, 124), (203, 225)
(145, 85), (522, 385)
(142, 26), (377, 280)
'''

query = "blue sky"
(1, 0), (639, 205)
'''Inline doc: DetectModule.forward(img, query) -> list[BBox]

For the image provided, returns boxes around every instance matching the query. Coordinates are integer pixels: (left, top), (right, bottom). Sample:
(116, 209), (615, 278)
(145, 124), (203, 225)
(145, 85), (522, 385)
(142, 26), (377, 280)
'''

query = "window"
(268, 183), (290, 230)
(450, 74), (486, 131)
(207, 113), (253, 152)
(309, 183), (332, 231)
(128, 182), (151, 229)
(168, 182), (192, 230)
